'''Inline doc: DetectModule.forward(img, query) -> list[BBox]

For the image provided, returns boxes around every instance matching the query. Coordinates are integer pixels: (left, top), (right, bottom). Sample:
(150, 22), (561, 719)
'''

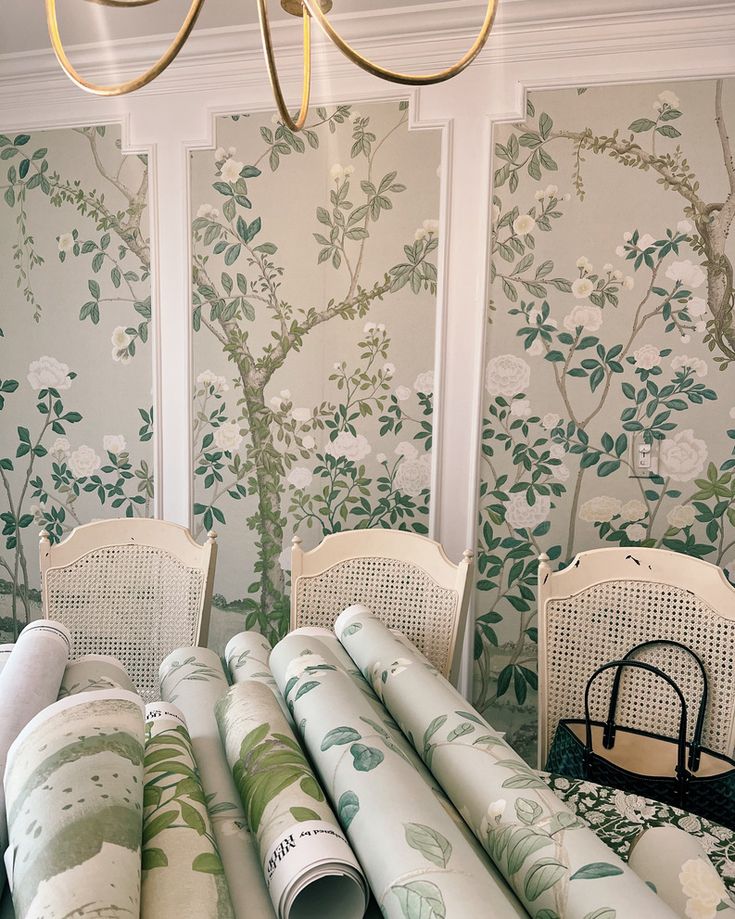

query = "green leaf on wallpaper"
(299, 775), (323, 801)
(514, 797), (543, 825)
(290, 806), (320, 822)
(192, 852), (225, 875)
(350, 743), (384, 772)
(629, 118), (656, 132)
(446, 722), (475, 742)
(657, 124), (682, 139)
(341, 622), (362, 638)
(404, 823), (452, 867)
(524, 858), (567, 901)
(180, 800), (207, 835)
(582, 910), (616, 919)
(536, 912), (561, 919)
(294, 680), (319, 700)
(143, 810), (178, 843)
(321, 726), (362, 750)
(570, 863), (623, 881)
(505, 827), (551, 874)
(337, 791), (360, 829)
(392, 880), (446, 919)
(142, 847), (169, 870)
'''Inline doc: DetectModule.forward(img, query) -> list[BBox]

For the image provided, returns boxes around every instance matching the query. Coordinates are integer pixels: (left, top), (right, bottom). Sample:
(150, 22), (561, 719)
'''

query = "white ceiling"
(2, 0), (451, 55)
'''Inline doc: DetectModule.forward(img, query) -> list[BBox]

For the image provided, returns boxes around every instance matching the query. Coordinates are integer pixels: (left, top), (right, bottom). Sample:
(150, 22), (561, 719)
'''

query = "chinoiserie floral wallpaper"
(190, 102), (440, 649)
(0, 124), (153, 641)
(475, 78), (735, 763)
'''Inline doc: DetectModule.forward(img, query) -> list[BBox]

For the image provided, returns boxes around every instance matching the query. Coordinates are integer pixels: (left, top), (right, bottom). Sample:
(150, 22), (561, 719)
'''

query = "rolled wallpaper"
(0, 619), (71, 884)
(336, 606), (678, 919)
(216, 680), (368, 919)
(0, 646), (14, 678)
(58, 653), (136, 698)
(3, 688), (144, 919)
(224, 632), (293, 725)
(270, 632), (526, 919)
(159, 646), (276, 919)
(142, 702), (234, 919)
(628, 826), (735, 918)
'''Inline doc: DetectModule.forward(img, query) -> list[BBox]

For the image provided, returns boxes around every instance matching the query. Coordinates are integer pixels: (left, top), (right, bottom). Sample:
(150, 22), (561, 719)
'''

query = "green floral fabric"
(545, 774), (735, 895)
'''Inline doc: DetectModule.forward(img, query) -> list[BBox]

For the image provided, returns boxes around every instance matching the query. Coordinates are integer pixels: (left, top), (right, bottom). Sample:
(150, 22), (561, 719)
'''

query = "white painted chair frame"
(290, 529), (473, 685)
(40, 518), (217, 701)
(537, 547), (735, 769)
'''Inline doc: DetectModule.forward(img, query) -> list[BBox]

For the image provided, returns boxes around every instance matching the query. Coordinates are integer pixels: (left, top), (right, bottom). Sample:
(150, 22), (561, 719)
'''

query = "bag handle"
(603, 640), (707, 771)
(584, 659), (690, 782)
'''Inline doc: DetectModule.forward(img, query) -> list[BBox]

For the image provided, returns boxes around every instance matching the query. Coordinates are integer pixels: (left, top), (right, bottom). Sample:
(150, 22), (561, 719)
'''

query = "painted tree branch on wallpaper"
(192, 104), (437, 645)
(476, 80), (735, 762)
(0, 126), (153, 638)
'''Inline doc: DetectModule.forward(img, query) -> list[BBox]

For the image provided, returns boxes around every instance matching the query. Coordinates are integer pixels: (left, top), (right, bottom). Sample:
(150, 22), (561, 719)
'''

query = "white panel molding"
(1, 1), (735, 689)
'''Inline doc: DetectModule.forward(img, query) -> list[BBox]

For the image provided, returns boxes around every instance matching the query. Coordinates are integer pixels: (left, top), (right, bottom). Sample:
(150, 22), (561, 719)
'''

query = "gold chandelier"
(45, 0), (497, 132)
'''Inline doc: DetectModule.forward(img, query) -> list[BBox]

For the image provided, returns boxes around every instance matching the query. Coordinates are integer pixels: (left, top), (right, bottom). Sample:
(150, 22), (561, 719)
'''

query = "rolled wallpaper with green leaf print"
(475, 78), (735, 762)
(0, 124), (154, 642)
(190, 102), (440, 649)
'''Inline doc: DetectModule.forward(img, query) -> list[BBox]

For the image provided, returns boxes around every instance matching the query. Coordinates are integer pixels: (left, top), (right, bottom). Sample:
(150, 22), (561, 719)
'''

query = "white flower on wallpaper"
(627, 524), (647, 542)
(325, 431), (372, 462)
(671, 355), (708, 377)
(213, 420), (244, 453)
(666, 260), (707, 289)
(111, 326), (133, 363)
(655, 90), (681, 111)
(103, 434), (127, 454)
(413, 370), (434, 394)
(485, 354), (530, 397)
(68, 445), (101, 479)
(667, 505), (697, 529)
(394, 454), (431, 496)
(660, 429), (709, 482)
(579, 496), (623, 523)
(541, 412), (561, 430)
(57, 233), (74, 254)
(394, 385), (411, 401)
(220, 159), (244, 183)
(415, 218), (439, 240)
(504, 493), (551, 530)
(512, 214), (536, 236)
(196, 204), (220, 220)
(50, 437), (71, 458)
(633, 345), (662, 369)
(290, 407), (312, 423)
(621, 500), (647, 522)
(564, 303), (602, 328)
(395, 442), (418, 460)
(510, 399), (532, 419)
(552, 463), (570, 482)
(287, 467), (313, 489)
(679, 857), (728, 919)
(27, 356), (72, 391)
(688, 297), (708, 317)
(196, 369), (229, 394)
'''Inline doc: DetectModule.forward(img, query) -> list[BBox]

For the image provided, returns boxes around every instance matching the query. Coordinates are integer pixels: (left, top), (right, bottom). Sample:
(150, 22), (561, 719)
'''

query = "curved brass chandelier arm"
(257, 0), (312, 133)
(301, 0), (497, 85)
(45, 0), (205, 96)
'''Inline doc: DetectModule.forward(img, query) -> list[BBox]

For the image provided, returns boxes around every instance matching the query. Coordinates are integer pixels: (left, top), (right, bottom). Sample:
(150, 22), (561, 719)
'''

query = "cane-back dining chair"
(290, 529), (473, 685)
(40, 519), (217, 702)
(537, 547), (735, 769)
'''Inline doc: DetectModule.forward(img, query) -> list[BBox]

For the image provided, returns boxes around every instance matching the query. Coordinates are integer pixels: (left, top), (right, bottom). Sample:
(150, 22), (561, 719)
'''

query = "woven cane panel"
(45, 545), (205, 702)
(294, 557), (458, 675)
(546, 580), (735, 758)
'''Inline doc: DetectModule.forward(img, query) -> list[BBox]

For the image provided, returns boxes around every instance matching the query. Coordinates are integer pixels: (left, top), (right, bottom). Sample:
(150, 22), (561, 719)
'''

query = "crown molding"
(1, 0), (734, 110)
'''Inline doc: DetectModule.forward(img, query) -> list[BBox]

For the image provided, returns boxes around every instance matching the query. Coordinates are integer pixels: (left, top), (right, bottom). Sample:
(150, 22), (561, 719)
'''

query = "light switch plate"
(629, 432), (660, 478)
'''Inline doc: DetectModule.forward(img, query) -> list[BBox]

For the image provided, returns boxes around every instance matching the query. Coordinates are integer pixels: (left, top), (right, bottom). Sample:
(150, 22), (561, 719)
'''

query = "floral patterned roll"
(216, 680), (368, 919)
(159, 646), (275, 919)
(224, 631), (293, 725)
(270, 631), (527, 919)
(4, 689), (144, 919)
(336, 605), (678, 919)
(628, 826), (735, 918)
(141, 702), (234, 919)
(58, 653), (136, 698)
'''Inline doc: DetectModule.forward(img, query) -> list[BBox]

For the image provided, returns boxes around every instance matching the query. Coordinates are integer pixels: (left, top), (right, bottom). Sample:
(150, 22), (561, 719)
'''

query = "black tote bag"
(545, 640), (735, 829)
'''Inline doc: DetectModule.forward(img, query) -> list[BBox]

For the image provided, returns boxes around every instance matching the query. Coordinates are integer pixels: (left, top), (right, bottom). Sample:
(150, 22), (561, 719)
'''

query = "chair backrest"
(40, 519), (217, 702)
(290, 529), (473, 684)
(537, 547), (735, 769)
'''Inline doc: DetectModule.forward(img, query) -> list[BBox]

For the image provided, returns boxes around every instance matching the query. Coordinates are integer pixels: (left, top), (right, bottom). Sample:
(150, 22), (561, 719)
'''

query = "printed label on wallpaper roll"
(264, 819), (364, 914)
